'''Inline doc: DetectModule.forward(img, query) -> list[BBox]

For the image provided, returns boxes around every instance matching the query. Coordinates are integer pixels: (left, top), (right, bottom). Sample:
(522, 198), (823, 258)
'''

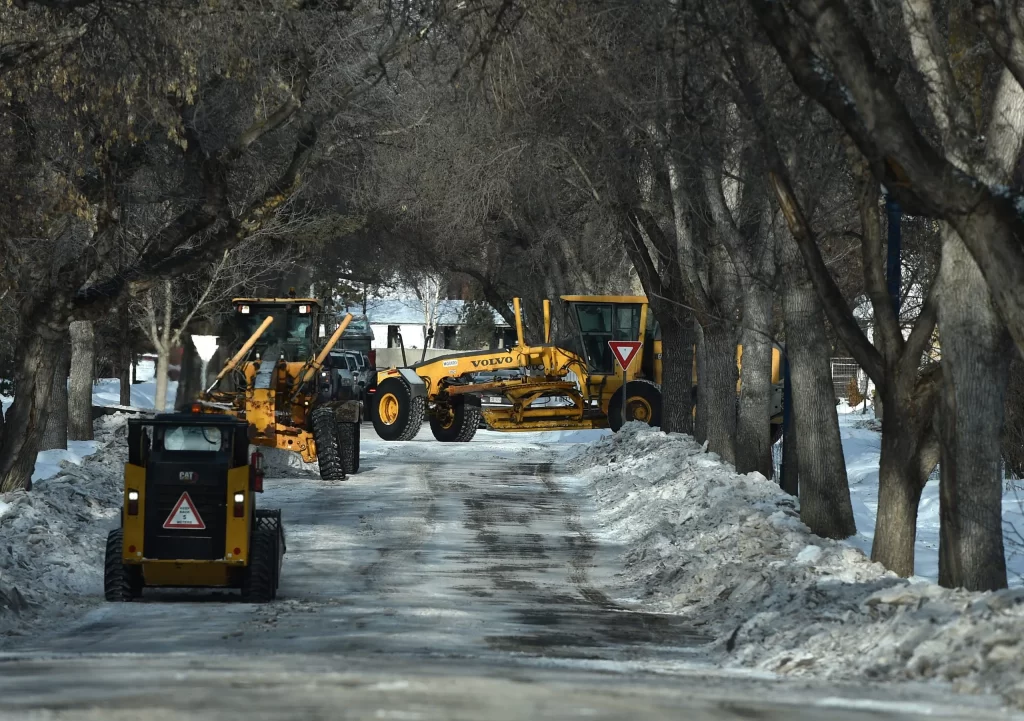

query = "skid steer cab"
(104, 413), (285, 603)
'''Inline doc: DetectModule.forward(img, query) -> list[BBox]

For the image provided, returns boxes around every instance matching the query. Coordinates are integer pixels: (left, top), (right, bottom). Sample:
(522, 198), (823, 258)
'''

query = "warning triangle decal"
(162, 492), (206, 530)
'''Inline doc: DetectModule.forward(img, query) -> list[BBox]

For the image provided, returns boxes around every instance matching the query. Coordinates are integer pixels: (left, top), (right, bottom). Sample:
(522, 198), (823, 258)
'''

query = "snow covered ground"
(4, 364), (1024, 709)
(0, 415), (127, 634)
(565, 423), (1024, 708)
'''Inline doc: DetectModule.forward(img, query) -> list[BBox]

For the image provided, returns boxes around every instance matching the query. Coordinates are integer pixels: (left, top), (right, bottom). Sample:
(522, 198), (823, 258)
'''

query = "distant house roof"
(346, 299), (509, 327)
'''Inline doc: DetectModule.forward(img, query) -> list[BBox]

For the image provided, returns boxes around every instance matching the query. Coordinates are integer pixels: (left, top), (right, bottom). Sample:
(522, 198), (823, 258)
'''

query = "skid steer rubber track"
(241, 527), (277, 602)
(312, 405), (345, 481)
(339, 422), (360, 475)
(104, 529), (142, 601)
(372, 377), (425, 441)
(429, 396), (481, 442)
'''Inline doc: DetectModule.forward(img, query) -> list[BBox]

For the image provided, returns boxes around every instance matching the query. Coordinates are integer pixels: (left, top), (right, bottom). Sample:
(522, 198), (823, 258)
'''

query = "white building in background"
(345, 299), (511, 350)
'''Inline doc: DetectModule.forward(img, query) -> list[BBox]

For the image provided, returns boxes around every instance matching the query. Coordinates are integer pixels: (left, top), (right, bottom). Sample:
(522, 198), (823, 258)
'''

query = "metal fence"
(830, 357), (861, 400)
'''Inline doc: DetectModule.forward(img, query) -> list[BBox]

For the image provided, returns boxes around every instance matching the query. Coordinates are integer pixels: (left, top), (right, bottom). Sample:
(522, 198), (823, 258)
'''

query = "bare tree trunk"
(780, 231), (855, 539)
(119, 298), (132, 406)
(935, 228), (1010, 591)
(736, 284), (774, 476)
(658, 308), (694, 435)
(68, 320), (94, 441)
(701, 321), (738, 465)
(175, 338), (202, 412)
(780, 364), (798, 496)
(694, 322), (707, 444)
(872, 378), (938, 574)
(40, 338), (70, 452)
(0, 318), (66, 492)
(154, 349), (171, 413)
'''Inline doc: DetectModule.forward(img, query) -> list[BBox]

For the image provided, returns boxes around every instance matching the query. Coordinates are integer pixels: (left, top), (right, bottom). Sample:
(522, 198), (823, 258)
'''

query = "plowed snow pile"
(566, 423), (1024, 707)
(0, 415), (128, 636)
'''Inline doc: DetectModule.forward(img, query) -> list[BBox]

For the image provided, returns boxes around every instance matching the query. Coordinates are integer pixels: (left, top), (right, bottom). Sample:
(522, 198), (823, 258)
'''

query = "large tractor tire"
(608, 380), (663, 432)
(241, 527), (277, 602)
(312, 405), (345, 481)
(339, 421), (360, 475)
(372, 377), (425, 441)
(429, 395), (482, 442)
(104, 529), (142, 601)
(254, 510), (285, 591)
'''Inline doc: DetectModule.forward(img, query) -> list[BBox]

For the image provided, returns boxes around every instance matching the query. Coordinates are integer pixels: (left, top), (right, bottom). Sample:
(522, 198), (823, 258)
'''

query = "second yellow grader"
(370, 295), (783, 442)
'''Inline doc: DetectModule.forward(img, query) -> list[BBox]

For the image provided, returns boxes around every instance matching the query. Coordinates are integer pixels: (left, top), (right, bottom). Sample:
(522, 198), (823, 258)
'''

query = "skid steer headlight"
(233, 493), (245, 503)
(127, 490), (139, 515)
(233, 492), (245, 518)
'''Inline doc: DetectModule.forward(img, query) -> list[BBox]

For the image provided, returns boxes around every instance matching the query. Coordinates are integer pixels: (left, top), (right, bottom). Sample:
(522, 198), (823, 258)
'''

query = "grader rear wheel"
(429, 396), (481, 442)
(608, 380), (663, 432)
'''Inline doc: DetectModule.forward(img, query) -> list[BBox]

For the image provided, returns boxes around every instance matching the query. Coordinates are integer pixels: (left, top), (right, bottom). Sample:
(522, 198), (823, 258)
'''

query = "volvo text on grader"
(195, 294), (363, 480)
(370, 295), (783, 443)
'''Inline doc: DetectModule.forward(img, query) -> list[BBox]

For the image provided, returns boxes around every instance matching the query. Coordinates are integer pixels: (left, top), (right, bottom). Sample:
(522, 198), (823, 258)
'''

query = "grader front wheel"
(311, 406), (346, 481)
(372, 377), (425, 441)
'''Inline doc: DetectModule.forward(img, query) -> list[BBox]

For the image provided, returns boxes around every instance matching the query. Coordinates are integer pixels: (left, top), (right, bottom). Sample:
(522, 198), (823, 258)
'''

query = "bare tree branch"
(974, 0), (1024, 94)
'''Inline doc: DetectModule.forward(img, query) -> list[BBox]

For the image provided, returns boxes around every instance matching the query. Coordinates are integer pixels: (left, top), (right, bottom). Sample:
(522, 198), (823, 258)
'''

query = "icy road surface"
(0, 427), (1018, 720)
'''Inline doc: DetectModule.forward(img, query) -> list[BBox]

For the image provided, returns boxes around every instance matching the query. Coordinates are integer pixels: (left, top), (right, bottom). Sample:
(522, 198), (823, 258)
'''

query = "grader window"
(572, 302), (642, 374)
(236, 305), (316, 361)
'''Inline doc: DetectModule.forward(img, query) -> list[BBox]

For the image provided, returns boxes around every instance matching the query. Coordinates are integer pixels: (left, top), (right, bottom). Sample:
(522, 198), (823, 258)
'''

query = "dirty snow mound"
(0, 415), (129, 637)
(261, 446), (320, 477)
(566, 422), (1024, 707)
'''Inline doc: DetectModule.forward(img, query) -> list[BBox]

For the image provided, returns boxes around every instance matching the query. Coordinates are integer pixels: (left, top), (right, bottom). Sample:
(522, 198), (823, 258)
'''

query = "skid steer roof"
(232, 297), (320, 307)
(126, 414), (250, 466)
(559, 295), (648, 303)
(141, 413), (250, 426)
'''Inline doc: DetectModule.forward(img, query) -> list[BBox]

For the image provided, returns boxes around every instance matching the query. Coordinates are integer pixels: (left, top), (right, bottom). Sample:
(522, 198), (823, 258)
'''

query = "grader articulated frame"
(372, 294), (783, 443)
(196, 296), (362, 480)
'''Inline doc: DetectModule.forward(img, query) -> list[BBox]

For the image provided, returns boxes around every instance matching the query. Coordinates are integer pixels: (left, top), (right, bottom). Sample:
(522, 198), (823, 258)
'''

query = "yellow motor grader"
(195, 295), (362, 480)
(370, 294), (783, 442)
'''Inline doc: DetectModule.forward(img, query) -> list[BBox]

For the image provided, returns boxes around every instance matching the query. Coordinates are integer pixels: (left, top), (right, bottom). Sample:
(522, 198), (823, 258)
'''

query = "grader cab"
(370, 294), (784, 443)
(196, 296), (362, 481)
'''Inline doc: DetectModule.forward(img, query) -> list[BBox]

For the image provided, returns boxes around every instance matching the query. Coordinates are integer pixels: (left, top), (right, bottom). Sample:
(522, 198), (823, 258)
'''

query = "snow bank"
(0, 415), (128, 636)
(566, 423), (1024, 707)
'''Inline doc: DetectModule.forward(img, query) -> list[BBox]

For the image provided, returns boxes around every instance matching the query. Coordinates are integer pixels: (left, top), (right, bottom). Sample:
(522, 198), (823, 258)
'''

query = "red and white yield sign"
(608, 340), (643, 371)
